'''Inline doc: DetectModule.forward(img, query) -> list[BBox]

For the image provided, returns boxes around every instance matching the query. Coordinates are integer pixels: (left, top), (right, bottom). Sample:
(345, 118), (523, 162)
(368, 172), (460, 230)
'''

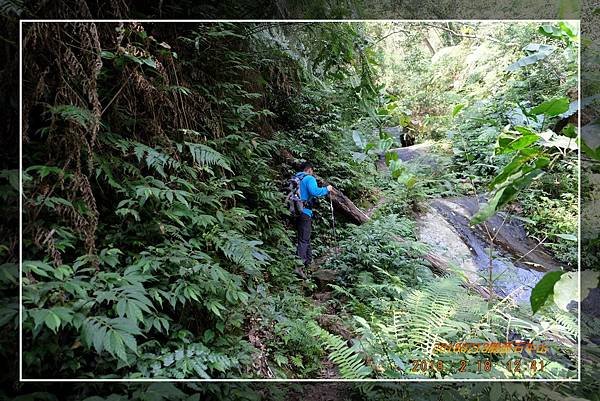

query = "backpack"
(285, 173), (306, 216)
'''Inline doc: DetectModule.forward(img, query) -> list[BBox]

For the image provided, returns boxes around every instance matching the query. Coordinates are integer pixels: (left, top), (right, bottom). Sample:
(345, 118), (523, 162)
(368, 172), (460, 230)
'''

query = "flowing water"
(393, 141), (562, 304)
(418, 197), (557, 303)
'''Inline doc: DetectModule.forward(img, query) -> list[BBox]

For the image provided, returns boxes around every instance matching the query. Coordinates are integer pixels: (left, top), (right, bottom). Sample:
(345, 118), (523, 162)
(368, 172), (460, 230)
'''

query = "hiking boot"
(294, 266), (308, 279)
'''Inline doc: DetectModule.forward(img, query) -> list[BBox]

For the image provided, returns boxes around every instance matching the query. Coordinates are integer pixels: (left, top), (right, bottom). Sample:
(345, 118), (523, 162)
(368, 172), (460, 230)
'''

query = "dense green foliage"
(2, 17), (598, 401)
(19, 21), (388, 379)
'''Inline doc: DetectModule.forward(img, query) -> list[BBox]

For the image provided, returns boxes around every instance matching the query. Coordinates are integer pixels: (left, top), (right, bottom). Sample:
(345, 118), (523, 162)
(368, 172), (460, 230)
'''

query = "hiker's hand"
(327, 185), (334, 192)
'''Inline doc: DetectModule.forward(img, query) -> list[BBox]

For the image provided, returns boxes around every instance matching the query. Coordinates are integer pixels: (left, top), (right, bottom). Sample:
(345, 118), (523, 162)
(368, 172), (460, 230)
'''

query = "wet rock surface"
(373, 140), (567, 304)
(392, 142), (437, 165)
(418, 196), (561, 303)
(431, 197), (561, 271)
(582, 288), (600, 319)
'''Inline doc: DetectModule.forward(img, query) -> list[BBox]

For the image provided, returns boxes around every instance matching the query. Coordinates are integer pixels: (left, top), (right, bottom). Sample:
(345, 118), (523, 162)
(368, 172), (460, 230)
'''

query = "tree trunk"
(329, 189), (370, 224)
(315, 178), (370, 224)
(423, 36), (436, 55)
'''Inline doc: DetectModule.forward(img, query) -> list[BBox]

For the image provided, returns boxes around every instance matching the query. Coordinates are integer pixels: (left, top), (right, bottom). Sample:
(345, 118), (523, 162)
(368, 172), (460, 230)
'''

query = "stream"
(394, 142), (562, 304)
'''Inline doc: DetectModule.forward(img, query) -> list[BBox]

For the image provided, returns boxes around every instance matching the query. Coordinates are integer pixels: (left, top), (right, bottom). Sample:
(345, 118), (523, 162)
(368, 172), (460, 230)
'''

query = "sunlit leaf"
(530, 271), (564, 314)
(553, 272), (578, 311)
(452, 104), (465, 117)
(531, 97), (570, 117)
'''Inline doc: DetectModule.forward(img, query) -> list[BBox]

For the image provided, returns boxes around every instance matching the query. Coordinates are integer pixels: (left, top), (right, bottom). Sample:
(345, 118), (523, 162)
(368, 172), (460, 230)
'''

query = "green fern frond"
(185, 142), (232, 172)
(392, 278), (484, 357)
(48, 104), (97, 129)
(215, 232), (270, 274)
(543, 309), (578, 339)
(308, 321), (372, 379)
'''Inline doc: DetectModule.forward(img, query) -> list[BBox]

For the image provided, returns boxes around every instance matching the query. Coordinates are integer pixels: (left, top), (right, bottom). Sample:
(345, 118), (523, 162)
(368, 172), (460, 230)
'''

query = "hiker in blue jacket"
(293, 161), (333, 278)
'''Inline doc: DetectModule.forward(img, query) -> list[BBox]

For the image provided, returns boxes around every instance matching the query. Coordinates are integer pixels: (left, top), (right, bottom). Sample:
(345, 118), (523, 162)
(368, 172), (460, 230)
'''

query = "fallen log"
(329, 188), (370, 225)
(312, 177), (370, 225)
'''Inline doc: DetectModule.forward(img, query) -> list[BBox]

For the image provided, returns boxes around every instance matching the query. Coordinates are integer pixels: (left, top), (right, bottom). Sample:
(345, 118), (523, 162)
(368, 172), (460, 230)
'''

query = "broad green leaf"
(452, 104), (465, 117)
(100, 50), (115, 59)
(558, 22), (576, 38)
(377, 137), (393, 153)
(530, 271), (564, 314)
(107, 329), (128, 361)
(513, 126), (537, 136)
(555, 233), (577, 241)
(112, 317), (143, 335)
(23, 260), (53, 278)
(352, 130), (365, 150)
(53, 264), (73, 280)
(124, 53), (142, 64)
(29, 309), (49, 330)
(388, 159), (404, 179)
(126, 301), (144, 323)
(470, 188), (506, 226)
(44, 311), (61, 333)
(142, 58), (157, 68)
(531, 97), (570, 117)
(116, 299), (127, 317)
(561, 123), (577, 138)
(539, 25), (561, 37)
(496, 132), (540, 154)
(553, 272), (578, 311)
(472, 169), (541, 225)
(488, 149), (543, 189)
(385, 150), (398, 164)
(534, 156), (550, 168)
(92, 325), (107, 353)
(52, 307), (73, 324)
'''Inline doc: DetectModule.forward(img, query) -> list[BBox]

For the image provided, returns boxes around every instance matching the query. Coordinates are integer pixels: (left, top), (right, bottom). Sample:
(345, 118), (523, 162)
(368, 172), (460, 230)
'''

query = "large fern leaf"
(308, 321), (372, 379)
(185, 142), (232, 172)
(392, 278), (484, 357)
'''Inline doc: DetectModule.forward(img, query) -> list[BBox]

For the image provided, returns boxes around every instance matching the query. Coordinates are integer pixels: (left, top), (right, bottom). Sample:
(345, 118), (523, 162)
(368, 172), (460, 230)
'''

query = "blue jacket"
(295, 172), (329, 217)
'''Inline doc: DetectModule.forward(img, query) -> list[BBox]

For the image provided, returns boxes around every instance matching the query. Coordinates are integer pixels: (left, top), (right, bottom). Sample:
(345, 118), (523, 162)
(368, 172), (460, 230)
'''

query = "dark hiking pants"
(296, 213), (312, 267)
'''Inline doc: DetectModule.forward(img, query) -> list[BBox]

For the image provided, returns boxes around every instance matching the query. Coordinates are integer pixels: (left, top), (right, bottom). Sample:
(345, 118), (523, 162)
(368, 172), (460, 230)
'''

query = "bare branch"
(421, 22), (519, 47)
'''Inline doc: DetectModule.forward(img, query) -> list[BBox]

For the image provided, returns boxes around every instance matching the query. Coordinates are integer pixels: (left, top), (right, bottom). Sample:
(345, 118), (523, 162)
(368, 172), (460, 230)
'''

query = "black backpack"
(285, 173), (306, 216)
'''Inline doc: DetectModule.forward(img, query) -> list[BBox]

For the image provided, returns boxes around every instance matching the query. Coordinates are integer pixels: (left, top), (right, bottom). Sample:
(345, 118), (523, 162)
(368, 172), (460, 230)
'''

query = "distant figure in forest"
(288, 161), (333, 278)
(400, 131), (415, 147)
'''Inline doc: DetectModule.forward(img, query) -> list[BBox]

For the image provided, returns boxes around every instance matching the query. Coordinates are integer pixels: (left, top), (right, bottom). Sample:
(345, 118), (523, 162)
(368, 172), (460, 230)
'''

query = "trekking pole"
(329, 193), (339, 254)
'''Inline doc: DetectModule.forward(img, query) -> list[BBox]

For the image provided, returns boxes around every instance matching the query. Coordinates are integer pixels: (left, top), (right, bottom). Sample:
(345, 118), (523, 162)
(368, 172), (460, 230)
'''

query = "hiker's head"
(300, 161), (314, 175)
